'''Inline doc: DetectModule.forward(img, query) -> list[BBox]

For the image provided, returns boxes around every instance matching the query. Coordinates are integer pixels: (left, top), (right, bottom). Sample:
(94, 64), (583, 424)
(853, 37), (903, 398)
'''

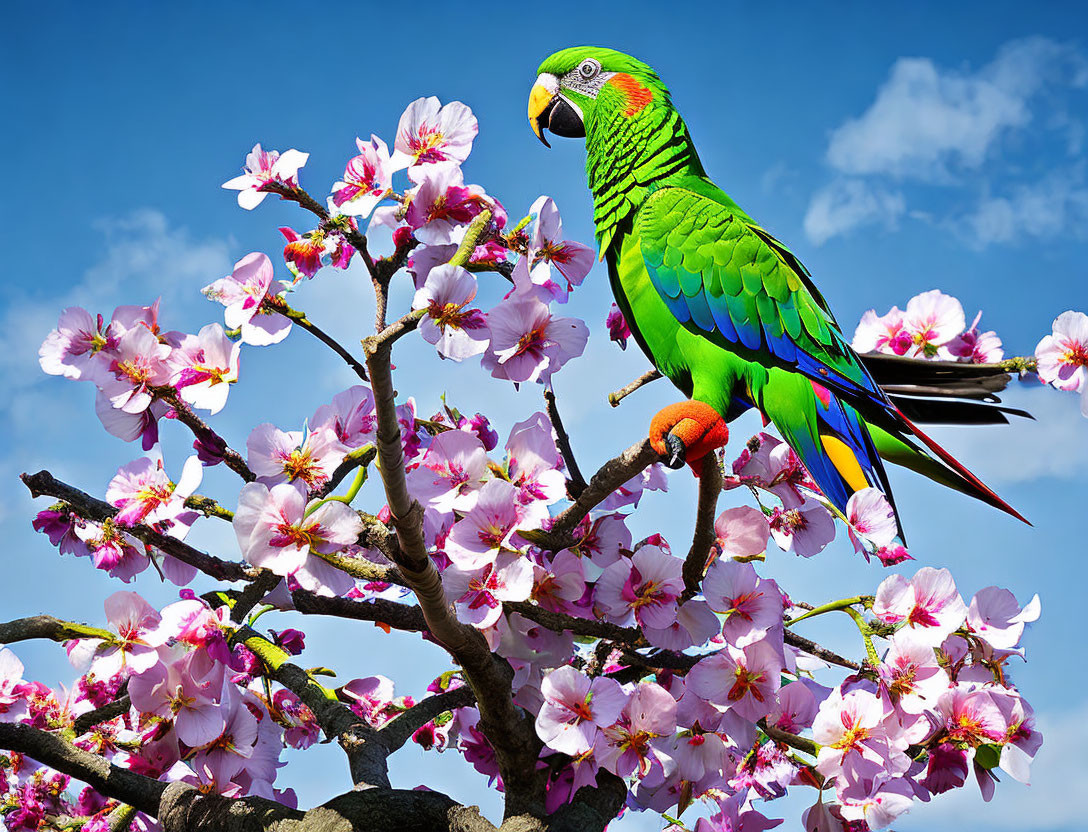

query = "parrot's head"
(528, 46), (669, 147)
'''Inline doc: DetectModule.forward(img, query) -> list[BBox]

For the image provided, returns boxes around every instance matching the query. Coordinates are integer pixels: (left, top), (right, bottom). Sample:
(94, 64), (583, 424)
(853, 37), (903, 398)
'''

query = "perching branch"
(149, 386), (254, 481)
(0, 615), (115, 646)
(543, 386), (587, 499)
(289, 591), (428, 632)
(681, 453), (722, 599)
(524, 438), (659, 550)
(21, 470), (252, 583)
(378, 685), (477, 753)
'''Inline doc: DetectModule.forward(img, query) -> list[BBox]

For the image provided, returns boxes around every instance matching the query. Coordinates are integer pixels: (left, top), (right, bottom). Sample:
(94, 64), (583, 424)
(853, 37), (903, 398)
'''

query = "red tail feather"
(894, 406), (1031, 525)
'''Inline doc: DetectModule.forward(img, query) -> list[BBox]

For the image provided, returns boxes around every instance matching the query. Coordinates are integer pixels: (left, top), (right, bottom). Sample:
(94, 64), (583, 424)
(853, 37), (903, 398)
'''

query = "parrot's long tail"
(761, 363), (1030, 543)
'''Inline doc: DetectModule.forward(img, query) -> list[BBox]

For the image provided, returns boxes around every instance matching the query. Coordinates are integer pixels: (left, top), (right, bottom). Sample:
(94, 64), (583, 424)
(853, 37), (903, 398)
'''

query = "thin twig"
(150, 387), (254, 481)
(266, 298), (369, 381)
(608, 369), (662, 407)
(782, 629), (861, 671)
(757, 718), (819, 757)
(73, 694), (132, 735)
(544, 386), (587, 499)
(378, 686), (476, 753)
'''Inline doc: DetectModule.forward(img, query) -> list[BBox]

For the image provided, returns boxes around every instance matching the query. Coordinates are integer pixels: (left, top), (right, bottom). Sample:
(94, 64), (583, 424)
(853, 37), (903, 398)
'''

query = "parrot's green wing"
(637, 185), (887, 408)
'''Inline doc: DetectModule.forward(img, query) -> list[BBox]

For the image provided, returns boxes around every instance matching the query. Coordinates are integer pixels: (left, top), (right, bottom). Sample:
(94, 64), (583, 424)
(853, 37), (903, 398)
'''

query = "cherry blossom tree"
(2, 94), (1081, 832)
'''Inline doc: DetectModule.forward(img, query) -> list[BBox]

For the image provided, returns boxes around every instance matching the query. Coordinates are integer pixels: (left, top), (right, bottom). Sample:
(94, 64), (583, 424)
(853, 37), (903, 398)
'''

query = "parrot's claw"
(662, 433), (687, 469)
(649, 400), (730, 472)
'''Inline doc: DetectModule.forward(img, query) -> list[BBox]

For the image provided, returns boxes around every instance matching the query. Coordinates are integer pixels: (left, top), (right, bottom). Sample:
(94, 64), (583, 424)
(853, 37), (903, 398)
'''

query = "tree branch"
(0, 615), (114, 646)
(782, 629), (861, 671)
(0, 722), (166, 817)
(543, 387), (587, 499)
(607, 369), (661, 407)
(524, 438), (658, 551)
(289, 591), (427, 633)
(73, 694), (132, 736)
(758, 718), (819, 757)
(379, 685), (476, 753)
(681, 454), (722, 600)
(265, 298), (369, 382)
(21, 470), (251, 583)
(150, 386), (254, 481)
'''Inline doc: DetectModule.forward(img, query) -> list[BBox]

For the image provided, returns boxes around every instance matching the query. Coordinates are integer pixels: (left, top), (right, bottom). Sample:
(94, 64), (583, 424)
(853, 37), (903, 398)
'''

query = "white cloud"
(826, 37), (1087, 181)
(0, 209), (233, 406)
(803, 178), (905, 245)
(959, 166), (1088, 248)
(899, 700), (1088, 831)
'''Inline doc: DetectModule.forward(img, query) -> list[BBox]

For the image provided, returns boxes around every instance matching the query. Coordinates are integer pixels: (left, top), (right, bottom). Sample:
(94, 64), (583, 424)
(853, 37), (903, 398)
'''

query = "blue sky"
(2, 2), (1087, 830)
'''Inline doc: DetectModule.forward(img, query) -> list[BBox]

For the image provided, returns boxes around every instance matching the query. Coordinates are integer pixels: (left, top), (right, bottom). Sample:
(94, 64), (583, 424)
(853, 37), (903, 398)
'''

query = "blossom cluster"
(12, 94), (1053, 832)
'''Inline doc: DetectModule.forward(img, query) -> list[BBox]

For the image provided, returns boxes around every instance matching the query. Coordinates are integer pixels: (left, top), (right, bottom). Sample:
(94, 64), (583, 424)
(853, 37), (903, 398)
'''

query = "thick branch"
(379, 685), (477, 753)
(0, 722), (166, 816)
(150, 386), (254, 481)
(526, 438), (658, 550)
(360, 211), (545, 819)
(682, 454), (722, 599)
(73, 695), (132, 735)
(543, 387), (587, 499)
(607, 369), (661, 407)
(0, 615), (114, 645)
(21, 470), (251, 583)
(231, 625), (390, 789)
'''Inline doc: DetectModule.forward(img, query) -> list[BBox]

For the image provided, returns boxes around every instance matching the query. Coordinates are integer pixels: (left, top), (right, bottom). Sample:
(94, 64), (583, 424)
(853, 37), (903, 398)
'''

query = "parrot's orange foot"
(649, 400), (729, 470)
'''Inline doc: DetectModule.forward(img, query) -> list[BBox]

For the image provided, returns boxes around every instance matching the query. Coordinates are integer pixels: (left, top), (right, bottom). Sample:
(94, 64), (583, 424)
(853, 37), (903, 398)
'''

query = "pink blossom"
(506, 412), (567, 521)
(482, 297), (588, 384)
(768, 500), (835, 557)
(0, 648), (29, 724)
(407, 428), (490, 515)
(813, 687), (908, 785)
(942, 312), (1004, 363)
(845, 488), (899, 557)
(157, 599), (232, 663)
(340, 676), (396, 726)
(878, 630), (948, 713)
(838, 778), (915, 829)
(902, 290), (966, 358)
(394, 97), (477, 170)
(606, 303), (631, 350)
(170, 324), (240, 414)
(279, 225), (355, 281)
(713, 505), (770, 559)
(129, 651), (226, 747)
(233, 482), (363, 590)
(920, 740), (969, 795)
(84, 591), (165, 679)
(39, 307), (115, 380)
(703, 559), (782, 647)
(246, 424), (345, 492)
(568, 513), (632, 573)
(643, 599), (720, 650)
(687, 640), (782, 722)
(695, 791), (782, 832)
(531, 549), (586, 614)
(222, 144), (308, 210)
(331, 135), (394, 218)
(731, 434), (818, 509)
(966, 586), (1040, 650)
(191, 684), (259, 784)
(873, 567), (968, 645)
(443, 552), (534, 630)
(444, 478), (525, 569)
(412, 264), (490, 360)
(594, 545), (684, 629)
(511, 196), (594, 304)
(74, 520), (149, 581)
(106, 455), (202, 528)
(404, 165), (489, 246)
(95, 324), (173, 414)
(310, 385), (377, 452)
(766, 680), (819, 734)
(991, 690), (1042, 784)
(535, 666), (627, 756)
(851, 306), (913, 356)
(597, 682), (677, 778)
(202, 252), (292, 347)
(1035, 310), (1088, 415)
(933, 684), (1007, 747)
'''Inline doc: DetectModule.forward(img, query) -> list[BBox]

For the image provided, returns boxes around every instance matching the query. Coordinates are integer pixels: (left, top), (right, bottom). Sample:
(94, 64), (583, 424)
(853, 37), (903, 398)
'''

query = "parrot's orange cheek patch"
(608, 73), (653, 117)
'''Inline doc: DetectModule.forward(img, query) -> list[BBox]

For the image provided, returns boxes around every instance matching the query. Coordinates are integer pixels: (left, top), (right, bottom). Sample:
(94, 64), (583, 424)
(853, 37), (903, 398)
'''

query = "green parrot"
(527, 46), (1027, 538)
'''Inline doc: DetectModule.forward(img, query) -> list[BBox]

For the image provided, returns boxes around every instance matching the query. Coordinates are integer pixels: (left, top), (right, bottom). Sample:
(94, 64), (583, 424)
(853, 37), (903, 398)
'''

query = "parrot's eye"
(578, 59), (601, 81)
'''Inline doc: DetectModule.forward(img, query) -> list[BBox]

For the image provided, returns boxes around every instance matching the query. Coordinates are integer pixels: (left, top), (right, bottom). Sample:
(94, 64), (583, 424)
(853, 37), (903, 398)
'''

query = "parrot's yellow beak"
(528, 74), (560, 148)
